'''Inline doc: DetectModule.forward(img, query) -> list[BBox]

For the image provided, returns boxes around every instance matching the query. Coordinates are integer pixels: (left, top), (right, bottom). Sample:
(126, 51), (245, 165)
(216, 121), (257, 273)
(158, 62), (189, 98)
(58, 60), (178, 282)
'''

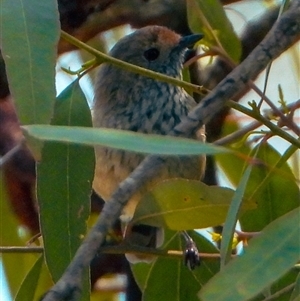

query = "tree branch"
(42, 2), (300, 300)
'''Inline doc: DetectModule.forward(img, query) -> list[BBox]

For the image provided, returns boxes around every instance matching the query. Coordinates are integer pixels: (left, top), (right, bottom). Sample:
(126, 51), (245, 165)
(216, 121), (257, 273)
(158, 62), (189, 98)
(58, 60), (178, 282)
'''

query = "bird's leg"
(181, 231), (201, 270)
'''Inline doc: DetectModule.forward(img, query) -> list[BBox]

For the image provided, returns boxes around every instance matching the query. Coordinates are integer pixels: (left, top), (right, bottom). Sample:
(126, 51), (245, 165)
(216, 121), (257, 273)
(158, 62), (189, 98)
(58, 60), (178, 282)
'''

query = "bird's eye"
(144, 48), (160, 61)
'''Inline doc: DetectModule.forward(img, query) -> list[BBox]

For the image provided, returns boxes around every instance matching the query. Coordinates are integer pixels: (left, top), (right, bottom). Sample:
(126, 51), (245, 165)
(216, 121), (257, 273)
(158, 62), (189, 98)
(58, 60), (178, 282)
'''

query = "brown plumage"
(93, 26), (205, 260)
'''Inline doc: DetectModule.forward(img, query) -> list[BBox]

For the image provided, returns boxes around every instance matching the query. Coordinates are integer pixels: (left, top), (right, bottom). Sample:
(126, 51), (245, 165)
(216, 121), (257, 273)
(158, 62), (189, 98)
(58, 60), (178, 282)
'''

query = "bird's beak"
(179, 33), (204, 49)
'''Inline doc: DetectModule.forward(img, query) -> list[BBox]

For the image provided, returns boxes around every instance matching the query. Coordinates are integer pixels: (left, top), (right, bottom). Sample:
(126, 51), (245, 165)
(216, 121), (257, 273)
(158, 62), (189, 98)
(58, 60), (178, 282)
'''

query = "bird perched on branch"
(93, 25), (205, 262)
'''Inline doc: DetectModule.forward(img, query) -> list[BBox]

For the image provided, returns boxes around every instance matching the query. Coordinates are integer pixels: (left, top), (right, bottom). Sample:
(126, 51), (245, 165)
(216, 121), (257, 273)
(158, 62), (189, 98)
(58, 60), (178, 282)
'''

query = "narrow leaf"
(186, 0), (241, 62)
(290, 272), (300, 301)
(14, 255), (43, 301)
(220, 147), (259, 268)
(199, 208), (300, 301)
(23, 125), (230, 156)
(37, 80), (93, 300)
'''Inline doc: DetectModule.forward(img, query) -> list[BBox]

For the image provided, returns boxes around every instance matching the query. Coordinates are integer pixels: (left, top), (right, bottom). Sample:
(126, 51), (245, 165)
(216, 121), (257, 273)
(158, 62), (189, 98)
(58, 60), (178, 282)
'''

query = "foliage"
(0, 0), (299, 301)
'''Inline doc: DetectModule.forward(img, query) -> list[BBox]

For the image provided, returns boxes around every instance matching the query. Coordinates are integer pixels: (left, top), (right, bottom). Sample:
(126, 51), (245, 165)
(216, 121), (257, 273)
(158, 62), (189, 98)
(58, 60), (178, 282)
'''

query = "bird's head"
(109, 26), (203, 77)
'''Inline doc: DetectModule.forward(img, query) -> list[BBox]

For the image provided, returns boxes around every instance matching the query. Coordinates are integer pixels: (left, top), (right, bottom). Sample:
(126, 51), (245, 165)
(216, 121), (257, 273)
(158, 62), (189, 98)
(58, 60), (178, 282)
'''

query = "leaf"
(0, 0), (59, 124)
(23, 125), (231, 156)
(131, 179), (255, 230)
(220, 147), (259, 268)
(14, 255), (43, 301)
(186, 0), (241, 62)
(132, 231), (220, 301)
(198, 208), (300, 301)
(215, 116), (252, 187)
(290, 272), (300, 301)
(37, 80), (94, 300)
(240, 143), (300, 231)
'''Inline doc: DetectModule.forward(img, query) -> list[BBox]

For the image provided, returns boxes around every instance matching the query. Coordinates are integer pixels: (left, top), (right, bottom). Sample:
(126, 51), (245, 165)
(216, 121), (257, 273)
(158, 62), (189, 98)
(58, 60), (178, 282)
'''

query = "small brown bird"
(93, 26), (205, 261)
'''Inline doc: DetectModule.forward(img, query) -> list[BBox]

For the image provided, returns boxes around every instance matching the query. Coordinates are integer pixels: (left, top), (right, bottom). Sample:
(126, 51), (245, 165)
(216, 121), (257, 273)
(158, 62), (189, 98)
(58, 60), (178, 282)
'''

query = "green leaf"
(186, 0), (241, 62)
(0, 0), (59, 124)
(220, 147), (259, 268)
(14, 255), (43, 301)
(199, 208), (300, 301)
(240, 143), (300, 231)
(132, 231), (219, 300)
(290, 272), (300, 301)
(131, 179), (255, 230)
(37, 81), (94, 300)
(215, 117), (252, 187)
(23, 125), (230, 156)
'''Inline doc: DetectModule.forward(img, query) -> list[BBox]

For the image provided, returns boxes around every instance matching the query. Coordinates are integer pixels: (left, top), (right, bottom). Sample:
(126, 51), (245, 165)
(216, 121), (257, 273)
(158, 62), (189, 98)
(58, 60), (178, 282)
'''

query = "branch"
(43, 2), (300, 300)
(60, 30), (207, 95)
(215, 99), (300, 146)
(227, 100), (300, 148)
(0, 141), (23, 168)
(0, 246), (43, 253)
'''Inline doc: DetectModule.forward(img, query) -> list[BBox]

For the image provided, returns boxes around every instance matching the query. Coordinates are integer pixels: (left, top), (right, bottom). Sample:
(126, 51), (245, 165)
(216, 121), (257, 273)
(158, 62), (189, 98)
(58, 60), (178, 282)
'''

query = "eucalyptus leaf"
(186, 0), (241, 62)
(199, 208), (300, 301)
(0, 0), (59, 124)
(132, 231), (219, 301)
(37, 80), (93, 300)
(23, 125), (230, 156)
(240, 143), (300, 231)
(14, 255), (43, 301)
(131, 179), (255, 230)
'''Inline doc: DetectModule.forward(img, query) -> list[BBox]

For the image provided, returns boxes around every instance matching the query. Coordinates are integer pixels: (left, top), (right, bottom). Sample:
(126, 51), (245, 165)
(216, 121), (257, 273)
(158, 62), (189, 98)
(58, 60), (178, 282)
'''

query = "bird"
(92, 25), (205, 262)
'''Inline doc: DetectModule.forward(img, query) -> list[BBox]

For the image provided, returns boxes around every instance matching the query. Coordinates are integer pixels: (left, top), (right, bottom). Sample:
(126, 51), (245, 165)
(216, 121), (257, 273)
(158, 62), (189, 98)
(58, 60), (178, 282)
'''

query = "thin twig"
(262, 283), (295, 301)
(0, 245), (230, 261)
(0, 141), (24, 169)
(228, 100), (300, 148)
(0, 246), (43, 253)
(210, 40), (300, 136)
(215, 99), (300, 146)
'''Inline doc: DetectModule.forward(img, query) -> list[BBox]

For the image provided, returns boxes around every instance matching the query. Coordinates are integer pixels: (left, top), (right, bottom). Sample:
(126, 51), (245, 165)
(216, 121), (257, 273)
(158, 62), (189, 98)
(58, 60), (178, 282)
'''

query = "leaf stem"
(227, 100), (300, 149)
(60, 30), (207, 95)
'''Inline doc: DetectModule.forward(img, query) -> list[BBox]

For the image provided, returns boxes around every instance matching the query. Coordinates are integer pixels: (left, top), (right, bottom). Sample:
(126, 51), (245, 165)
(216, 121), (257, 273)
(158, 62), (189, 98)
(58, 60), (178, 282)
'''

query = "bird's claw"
(184, 238), (201, 270)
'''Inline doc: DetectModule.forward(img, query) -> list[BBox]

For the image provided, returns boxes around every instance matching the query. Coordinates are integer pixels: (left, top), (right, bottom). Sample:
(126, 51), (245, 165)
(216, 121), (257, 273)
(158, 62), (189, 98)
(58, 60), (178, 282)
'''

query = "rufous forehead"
(154, 27), (181, 47)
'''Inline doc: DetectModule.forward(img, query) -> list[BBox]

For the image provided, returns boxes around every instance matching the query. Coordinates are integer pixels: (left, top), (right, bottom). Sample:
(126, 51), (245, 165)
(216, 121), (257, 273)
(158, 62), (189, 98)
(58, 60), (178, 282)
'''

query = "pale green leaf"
(14, 255), (43, 301)
(131, 179), (255, 230)
(186, 0), (241, 62)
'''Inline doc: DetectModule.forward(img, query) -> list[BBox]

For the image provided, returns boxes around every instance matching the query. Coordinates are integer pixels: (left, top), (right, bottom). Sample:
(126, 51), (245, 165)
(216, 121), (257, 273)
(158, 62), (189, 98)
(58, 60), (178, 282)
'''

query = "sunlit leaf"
(131, 179), (255, 230)
(220, 147), (259, 268)
(15, 255), (43, 301)
(186, 0), (241, 62)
